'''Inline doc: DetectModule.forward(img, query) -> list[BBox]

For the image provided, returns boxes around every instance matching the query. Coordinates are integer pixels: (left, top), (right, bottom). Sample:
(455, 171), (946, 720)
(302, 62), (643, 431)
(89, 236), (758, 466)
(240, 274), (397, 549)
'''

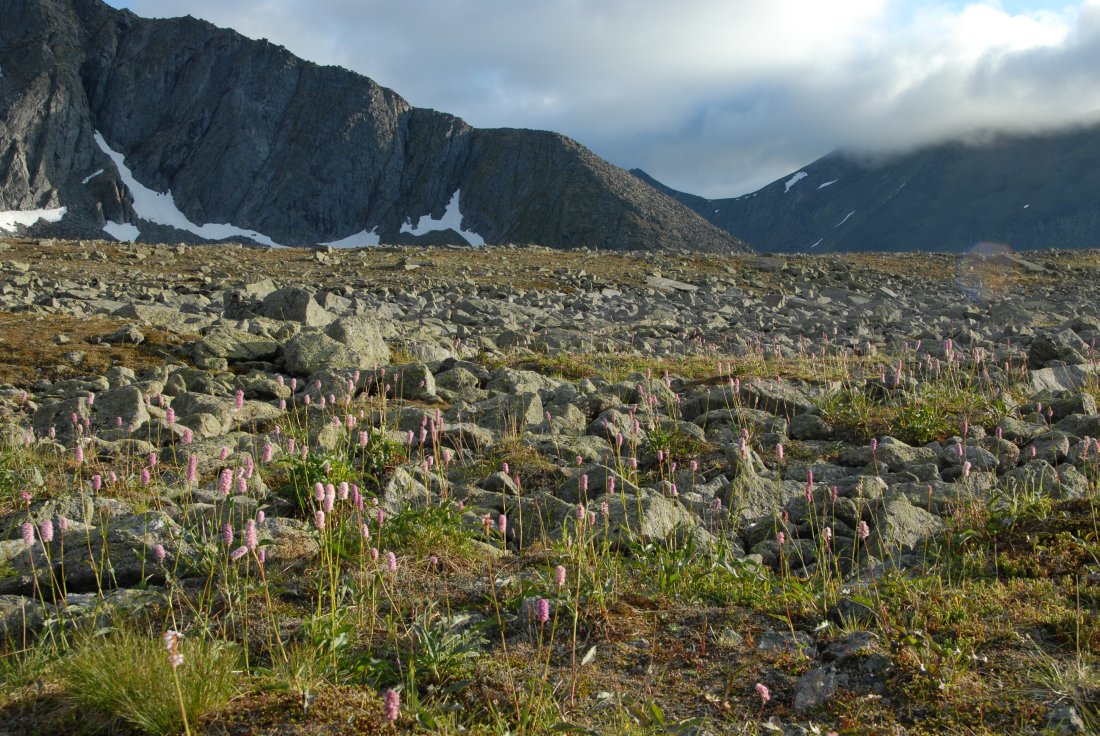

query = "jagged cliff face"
(0, 0), (746, 251)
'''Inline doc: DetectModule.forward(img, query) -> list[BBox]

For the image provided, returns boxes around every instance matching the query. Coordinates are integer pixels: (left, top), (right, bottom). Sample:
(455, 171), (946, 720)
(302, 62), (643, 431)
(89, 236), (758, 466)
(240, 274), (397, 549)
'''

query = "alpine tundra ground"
(0, 238), (1096, 735)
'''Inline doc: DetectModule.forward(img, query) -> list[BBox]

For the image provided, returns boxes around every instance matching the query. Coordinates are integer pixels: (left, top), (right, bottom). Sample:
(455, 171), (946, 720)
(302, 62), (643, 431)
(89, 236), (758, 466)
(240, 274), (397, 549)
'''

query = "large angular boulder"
(1028, 330), (1088, 368)
(91, 384), (151, 436)
(0, 512), (190, 595)
(593, 489), (711, 548)
(471, 392), (544, 434)
(386, 363), (438, 402)
(283, 331), (368, 375)
(324, 316), (391, 367)
(260, 287), (336, 327)
(191, 326), (279, 367)
(867, 493), (945, 553)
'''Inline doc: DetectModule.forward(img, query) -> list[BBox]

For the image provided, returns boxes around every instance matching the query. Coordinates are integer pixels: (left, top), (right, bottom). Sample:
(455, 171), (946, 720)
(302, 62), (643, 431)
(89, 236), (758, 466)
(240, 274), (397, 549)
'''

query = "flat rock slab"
(645, 275), (698, 292)
(1030, 364), (1100, 393)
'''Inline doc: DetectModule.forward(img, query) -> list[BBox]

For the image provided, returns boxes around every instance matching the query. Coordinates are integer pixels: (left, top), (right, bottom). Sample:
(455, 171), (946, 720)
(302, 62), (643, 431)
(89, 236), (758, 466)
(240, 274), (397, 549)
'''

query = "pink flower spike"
(754, 682), (770, 705)
(382, 689), (400, 723)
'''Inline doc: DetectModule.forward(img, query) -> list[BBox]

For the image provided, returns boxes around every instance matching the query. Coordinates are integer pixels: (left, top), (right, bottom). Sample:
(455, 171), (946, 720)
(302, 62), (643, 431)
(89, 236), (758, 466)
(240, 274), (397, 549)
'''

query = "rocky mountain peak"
(0, 0), (746, 252)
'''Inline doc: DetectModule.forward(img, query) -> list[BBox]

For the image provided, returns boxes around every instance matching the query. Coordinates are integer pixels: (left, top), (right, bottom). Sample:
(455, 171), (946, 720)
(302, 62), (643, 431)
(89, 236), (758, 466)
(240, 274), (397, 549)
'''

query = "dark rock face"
(634, 123), (1100, 253)
(0, 0), (744, 253)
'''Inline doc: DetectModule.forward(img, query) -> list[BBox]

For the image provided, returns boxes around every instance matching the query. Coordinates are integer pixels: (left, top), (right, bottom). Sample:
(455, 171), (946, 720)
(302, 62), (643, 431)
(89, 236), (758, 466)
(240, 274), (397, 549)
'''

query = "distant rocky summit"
(0, 0), (744, 252)
(636, 122), (1100, 253)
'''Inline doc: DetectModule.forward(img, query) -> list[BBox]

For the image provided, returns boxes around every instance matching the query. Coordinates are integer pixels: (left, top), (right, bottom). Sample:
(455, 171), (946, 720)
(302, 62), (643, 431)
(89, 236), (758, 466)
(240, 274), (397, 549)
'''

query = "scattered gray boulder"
(324, 315), (391, 366)
(867, 493), (945, 553)
(1028, 330), (1088, 368)
(191, 326), (279, 367)
(260, 286), (336, 326)
(794, 665), (845, 713)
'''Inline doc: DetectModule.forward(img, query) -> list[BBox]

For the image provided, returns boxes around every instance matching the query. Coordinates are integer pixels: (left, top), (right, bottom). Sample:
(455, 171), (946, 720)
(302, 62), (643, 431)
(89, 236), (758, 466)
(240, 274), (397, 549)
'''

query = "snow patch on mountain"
(0, 207), (67, 233)
(94, 131), (281, 247)
(323, 228), (381, 248)
(818, 180), (838, 189)
(103, 220), (140, 242)
(784, 172), (808, 193)
(834, 211), (856, 228)
(401, 190), (485, 246)
(82, 169), (104, 185)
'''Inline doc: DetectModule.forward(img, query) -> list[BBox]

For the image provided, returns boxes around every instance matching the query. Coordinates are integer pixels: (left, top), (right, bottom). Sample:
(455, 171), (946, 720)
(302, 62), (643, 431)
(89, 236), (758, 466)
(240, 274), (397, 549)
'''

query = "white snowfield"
(0, 207), (67, 233)
(400, 189), (485, 246)
(322, 227), (381, 248)
(784, 172), (808, 193)
(818, 179), (838, 189)
(94, 131), (281, 247)
(103, 220), (140, 242)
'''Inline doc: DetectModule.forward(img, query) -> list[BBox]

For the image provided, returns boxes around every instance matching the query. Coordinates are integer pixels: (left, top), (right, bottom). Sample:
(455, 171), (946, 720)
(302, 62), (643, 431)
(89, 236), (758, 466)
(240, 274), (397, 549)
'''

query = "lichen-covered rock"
(867, 493), (945, 553)
(191, 326), (279, 367)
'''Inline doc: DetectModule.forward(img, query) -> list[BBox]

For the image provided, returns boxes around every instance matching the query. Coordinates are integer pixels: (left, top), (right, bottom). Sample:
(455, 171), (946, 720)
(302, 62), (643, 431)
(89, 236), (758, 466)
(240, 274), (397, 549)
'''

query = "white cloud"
(109, 1), (1100, 196)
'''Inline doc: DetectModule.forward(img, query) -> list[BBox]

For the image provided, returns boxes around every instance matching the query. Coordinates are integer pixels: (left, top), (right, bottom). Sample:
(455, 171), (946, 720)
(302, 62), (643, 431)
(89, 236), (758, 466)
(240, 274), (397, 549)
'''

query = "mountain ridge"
(635, 122), (1100, 253)
(0, 0), (746, 252)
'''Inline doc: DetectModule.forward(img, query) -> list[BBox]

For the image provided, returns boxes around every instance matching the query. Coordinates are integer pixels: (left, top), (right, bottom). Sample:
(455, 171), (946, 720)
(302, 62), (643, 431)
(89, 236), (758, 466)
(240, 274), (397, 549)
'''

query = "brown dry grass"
(0, 311), (188, 386)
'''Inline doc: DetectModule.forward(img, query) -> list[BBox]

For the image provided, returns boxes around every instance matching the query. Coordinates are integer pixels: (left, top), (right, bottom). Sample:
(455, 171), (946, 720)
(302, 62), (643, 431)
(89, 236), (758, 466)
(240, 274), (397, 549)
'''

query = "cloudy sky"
(105, 0), (1100, 197)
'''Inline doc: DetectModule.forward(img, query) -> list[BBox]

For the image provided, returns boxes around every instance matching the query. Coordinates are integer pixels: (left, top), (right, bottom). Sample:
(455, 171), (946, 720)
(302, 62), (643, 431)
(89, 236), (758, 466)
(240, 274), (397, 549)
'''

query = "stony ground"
(0, 238), (1096, 735)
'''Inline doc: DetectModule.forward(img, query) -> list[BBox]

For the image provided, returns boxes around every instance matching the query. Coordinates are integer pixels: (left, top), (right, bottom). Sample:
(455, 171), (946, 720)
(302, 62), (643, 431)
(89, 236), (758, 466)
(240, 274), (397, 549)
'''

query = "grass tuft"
(63, 627), (238, 735)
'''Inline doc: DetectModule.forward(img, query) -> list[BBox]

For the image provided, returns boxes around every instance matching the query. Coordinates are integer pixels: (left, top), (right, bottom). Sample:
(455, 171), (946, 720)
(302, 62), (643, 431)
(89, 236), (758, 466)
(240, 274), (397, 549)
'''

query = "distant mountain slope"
(634, 124), (1100, 253)
(0, 0), (745, 252)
